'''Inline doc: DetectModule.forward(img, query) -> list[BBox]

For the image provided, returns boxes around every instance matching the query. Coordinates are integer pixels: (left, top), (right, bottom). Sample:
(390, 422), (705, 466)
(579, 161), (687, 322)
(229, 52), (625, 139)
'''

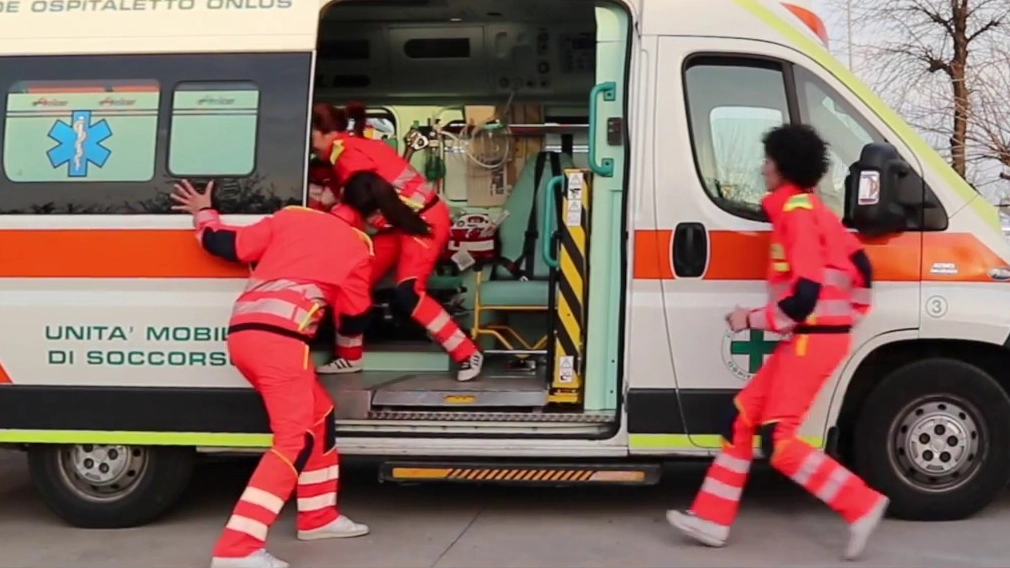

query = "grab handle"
(541, 175), (565, 269)
(588, 81), (617, 178)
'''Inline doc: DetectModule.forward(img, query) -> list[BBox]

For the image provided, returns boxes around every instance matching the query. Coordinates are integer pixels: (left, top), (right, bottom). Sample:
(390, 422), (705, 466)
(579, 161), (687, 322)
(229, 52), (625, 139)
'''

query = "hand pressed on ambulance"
(170, 179), (214, 215)
(725, 306), (750, 332)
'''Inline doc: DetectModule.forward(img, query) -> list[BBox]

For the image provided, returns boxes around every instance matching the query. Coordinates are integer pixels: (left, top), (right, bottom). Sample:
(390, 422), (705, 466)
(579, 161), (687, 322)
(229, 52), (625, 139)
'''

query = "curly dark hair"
(762, 124), (831, 190)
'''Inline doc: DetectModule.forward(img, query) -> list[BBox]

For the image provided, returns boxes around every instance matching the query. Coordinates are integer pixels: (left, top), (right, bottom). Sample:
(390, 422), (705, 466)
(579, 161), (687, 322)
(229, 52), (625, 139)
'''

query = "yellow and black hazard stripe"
(550, 169), (592, 404)
(446, 468), (596, 482)
(383, 462), (659, 485)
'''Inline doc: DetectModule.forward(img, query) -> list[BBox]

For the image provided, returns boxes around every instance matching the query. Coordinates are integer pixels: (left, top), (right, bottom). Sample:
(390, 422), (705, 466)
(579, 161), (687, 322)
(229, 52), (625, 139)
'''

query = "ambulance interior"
(311, 0), (629, 433)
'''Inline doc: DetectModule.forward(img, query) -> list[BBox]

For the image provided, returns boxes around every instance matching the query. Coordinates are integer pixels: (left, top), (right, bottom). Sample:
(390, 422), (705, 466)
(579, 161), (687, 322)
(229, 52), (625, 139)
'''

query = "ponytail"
(346, 101), (367, 137)
(341, 172), (431, 236)
(312, 102), (348, 134)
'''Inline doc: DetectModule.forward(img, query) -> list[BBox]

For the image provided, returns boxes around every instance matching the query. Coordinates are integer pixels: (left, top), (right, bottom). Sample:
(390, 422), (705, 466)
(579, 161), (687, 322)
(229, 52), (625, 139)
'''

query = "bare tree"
(827, 0), (1009, 192)
(970, 47), (1010, 185)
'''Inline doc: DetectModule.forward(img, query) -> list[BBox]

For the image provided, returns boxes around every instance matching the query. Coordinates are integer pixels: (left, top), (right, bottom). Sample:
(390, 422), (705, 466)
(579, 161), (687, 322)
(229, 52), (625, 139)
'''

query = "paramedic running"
(170, 175), (430, 568)
(310, 102), (484, 382)
(666, 124), (888, 560)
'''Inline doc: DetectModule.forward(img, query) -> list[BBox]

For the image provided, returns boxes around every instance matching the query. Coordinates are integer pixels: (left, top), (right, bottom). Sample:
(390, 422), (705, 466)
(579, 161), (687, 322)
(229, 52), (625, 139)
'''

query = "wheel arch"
(830, 336), (1010, 463)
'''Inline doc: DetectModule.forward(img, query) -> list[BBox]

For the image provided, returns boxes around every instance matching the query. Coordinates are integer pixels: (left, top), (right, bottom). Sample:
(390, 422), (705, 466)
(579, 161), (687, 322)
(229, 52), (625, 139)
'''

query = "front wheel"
(852, 358), (1010, 521)
(28, 444), (195, 528)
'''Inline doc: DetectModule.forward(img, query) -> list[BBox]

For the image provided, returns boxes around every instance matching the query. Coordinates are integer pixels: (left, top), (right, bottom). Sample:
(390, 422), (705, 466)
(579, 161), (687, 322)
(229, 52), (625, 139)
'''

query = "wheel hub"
(58, 444), (149, 502)
(70, 444), (132, 484)
(891, 398), (982, 492)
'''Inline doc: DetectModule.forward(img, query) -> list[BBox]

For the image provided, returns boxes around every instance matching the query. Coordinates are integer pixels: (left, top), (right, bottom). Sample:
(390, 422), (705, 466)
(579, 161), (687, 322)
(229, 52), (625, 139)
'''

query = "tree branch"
(968, 18), (1002, 42)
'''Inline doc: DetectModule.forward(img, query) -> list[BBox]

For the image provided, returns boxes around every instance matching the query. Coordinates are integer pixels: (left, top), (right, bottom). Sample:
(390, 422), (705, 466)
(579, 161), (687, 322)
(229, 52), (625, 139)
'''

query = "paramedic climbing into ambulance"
(310, 102), (485, 382)
(666, 124), (888, 560)
(169, 175), (430, 568)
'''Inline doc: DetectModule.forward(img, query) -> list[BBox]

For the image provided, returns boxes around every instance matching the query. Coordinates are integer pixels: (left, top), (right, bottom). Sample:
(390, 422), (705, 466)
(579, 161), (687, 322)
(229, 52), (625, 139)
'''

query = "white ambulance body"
(1, 0), (1009, 528)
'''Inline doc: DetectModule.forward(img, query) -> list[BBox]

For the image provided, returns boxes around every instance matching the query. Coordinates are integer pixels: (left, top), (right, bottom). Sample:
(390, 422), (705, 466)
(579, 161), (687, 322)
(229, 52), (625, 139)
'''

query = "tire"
(852, 357), (1010, 521)
(28, 444), (196, 528)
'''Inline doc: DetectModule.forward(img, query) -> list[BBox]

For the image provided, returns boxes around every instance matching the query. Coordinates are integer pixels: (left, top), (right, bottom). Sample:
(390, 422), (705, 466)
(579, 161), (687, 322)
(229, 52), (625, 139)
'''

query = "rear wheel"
(852, 358), (1010, 521)
(28, 444), (195, 528)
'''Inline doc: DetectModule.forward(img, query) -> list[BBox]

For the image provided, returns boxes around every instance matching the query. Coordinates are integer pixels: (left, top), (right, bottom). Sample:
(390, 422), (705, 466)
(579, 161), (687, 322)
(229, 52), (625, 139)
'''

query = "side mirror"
(844, 143), (910, 236)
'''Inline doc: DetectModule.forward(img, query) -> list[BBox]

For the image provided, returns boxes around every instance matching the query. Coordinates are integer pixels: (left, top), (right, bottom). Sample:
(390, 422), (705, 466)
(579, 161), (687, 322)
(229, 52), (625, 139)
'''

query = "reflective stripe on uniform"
(239, 486), (286, 514)
(225, 514), (269, 541)
(790, 451), (823, 485)
(297, 492), (337, 512)
(391, 165), (420, 189)
(699, 477), (743, 501)
(713, 452), (751, 474)
(751, 298), (857, 332)
(336, 334), (363, 348)
(851, 287), (872, 305)
(444, 329), (467, 351)
(233, 297), (315, 324)
(425, 311), (451, 335)
(299, 465), (340, 485)
(815, 466), (850, 503)
(245, 278), (325, 299)
(194, 209), (220, 228)
(783, 194), (812, 211)
(768, 268), (853, 297)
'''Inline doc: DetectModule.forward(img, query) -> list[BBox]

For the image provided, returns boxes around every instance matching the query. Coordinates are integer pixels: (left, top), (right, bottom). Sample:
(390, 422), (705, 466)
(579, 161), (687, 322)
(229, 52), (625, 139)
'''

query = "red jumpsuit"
(325, 133), (479, 365)
(193, 205), (373, 559)
(689, 185), (884, 530)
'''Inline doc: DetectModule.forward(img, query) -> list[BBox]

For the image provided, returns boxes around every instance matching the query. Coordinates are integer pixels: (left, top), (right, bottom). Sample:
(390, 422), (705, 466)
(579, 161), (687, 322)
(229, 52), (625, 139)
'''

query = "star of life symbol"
(721, 328), (780, 381)
(47, 110), (113, 177)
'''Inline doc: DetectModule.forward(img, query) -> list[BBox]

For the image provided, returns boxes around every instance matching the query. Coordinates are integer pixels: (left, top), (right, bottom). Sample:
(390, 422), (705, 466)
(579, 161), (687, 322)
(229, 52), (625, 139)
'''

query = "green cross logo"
(723, 329), (779, 380)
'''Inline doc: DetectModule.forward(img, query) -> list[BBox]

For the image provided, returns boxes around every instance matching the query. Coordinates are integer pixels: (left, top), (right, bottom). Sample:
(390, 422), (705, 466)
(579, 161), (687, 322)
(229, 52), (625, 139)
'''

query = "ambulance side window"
(683, 57), (790, 220)
(168, 81), (261, 177)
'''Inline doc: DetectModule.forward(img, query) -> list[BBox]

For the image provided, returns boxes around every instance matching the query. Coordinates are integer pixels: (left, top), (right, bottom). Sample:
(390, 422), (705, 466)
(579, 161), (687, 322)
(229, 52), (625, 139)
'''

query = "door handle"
(672, 222), (708, 278)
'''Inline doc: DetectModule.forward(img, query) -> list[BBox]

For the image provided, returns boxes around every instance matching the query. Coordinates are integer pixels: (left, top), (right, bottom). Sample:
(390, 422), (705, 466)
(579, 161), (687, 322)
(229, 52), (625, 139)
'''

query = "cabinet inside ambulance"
(309, 0), (630, 434)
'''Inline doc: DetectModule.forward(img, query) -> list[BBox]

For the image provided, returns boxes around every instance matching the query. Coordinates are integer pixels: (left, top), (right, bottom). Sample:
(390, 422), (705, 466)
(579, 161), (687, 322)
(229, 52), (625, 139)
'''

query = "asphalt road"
(2, 450), (1009, 568)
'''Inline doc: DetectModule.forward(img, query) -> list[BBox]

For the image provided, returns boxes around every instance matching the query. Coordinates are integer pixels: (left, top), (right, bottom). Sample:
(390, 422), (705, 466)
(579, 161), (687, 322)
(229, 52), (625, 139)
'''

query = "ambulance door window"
(792, 67), (882, 216)
(683, 58), (791, 220)
(792, 65), (947, 231)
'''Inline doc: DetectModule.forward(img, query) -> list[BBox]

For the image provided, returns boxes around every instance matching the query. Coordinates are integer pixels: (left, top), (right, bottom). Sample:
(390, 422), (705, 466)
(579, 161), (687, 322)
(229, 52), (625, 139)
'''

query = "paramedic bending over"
(311, 102), (485, 382)
(170, 176), (428, 568)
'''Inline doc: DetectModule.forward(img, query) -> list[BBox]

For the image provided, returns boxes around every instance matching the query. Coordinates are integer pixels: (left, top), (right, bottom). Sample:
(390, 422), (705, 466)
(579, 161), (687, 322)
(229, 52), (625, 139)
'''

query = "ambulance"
(1, 0), (1008, 530)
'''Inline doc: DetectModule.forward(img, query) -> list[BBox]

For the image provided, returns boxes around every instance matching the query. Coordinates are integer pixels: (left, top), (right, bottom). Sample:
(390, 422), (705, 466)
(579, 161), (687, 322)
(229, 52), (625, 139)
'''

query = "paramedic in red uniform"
(307, 103), (341, 211)
(170, 175), (431, 568)
(310, 102), (484, 382)
(666, 124), (888, 560)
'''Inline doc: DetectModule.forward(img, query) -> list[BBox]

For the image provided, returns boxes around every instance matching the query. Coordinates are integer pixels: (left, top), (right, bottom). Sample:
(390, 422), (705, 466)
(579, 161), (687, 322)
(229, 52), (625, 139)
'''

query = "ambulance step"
(380, 461), (661, 485)
(366, 410), (617, 422)
(371, 373), (548, 408)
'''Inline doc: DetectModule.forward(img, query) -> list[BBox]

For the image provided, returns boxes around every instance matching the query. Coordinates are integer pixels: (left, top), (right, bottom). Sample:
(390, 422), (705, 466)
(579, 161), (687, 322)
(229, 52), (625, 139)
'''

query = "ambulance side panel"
(0, 2), (318, 439)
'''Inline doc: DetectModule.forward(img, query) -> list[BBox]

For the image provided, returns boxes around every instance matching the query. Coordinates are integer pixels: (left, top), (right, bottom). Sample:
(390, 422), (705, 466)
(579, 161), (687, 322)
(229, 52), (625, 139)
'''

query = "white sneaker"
(456, 352), (484, 382)
(317, 358), (363, 375)
(297, 515), (370, 541)
(844, 496), (888, 561)
(666, 510), (729, 548)
(210, 549), (289, 568)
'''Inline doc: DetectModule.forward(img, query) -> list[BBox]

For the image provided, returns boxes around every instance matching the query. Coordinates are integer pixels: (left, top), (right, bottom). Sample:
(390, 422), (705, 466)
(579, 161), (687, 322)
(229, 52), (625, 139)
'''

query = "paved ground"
(1, 450), (1009, 568)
